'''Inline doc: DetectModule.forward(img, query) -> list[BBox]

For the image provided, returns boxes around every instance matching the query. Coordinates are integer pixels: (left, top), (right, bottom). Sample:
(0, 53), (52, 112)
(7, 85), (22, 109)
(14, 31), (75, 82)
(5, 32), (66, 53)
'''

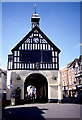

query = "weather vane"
(34, 4), (36, 14)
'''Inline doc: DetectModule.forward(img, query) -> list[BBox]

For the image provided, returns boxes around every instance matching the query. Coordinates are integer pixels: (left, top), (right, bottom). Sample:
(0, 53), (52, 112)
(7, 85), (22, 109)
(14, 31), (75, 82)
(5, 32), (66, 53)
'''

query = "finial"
(34, 4), (36, 14)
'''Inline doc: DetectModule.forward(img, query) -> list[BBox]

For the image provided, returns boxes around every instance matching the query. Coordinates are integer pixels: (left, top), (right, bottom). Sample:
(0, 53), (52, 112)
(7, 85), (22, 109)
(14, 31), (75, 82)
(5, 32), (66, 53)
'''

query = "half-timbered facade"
(8, 25), (60, 71)
(6, 10), (61, 103)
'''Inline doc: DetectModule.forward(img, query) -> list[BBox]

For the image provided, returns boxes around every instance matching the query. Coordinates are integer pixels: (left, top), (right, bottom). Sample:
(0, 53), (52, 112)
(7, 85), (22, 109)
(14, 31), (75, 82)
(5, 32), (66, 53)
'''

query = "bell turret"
(31, 4), (40, 29)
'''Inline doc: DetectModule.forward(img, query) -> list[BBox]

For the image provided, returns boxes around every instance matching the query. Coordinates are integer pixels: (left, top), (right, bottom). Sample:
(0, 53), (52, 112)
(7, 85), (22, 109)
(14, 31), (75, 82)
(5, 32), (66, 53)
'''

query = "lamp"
(52, 75), (57, 80)
(17, 75), (21, 80)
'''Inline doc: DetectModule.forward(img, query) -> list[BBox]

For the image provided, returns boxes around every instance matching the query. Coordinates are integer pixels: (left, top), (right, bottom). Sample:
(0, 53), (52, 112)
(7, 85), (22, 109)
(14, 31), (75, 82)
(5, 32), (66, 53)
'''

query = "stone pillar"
(6, 71), (11, 100)
(48, 85), (51, 102)
(58, 71), (62, 103)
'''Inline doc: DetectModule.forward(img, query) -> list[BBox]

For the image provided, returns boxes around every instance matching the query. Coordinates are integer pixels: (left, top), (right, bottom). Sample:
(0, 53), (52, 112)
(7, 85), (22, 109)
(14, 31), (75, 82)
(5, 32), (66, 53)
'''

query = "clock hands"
(33, 37), (39, 43)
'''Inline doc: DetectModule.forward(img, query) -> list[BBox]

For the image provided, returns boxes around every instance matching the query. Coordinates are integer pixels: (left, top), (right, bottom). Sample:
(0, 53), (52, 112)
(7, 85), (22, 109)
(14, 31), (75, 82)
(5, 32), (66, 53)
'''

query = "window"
(63, 80), (65, 86)
(75, 67), (78, 74)
(79, 78), (82, 84)
(65, 78), (67, 85)
(62, 73), (64, 77)
(20, 51), (30, 62)
(20, 50), (41, 63)
(72, 75), (74, 84)
(72, 68), (74, 73)
(31, 50), (41, 63)
(42, 51), (52, 63)
(69, 76), (71, 85)
(8, 55), (13, 62)
(69, 69), (71, 75)
(20, 50), (52, 63)
(64, 72), (66, 77)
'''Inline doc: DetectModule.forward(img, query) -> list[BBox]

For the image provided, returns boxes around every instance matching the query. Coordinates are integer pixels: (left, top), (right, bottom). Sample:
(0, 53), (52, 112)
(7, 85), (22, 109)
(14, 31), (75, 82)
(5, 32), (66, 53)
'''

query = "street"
(2, 103), (81, 120)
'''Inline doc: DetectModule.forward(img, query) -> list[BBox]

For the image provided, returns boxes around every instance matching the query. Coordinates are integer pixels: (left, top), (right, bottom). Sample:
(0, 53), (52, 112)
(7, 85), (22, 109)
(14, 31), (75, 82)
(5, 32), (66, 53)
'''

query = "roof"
(67, 58), (79, 68)
(67, 61), (74, 68)
(12, 26), (61, 53)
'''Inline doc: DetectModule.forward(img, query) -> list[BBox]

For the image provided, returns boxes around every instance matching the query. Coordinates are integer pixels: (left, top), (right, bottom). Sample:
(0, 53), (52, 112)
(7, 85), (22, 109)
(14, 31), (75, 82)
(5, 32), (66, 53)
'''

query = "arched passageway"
(24, 73), (48, 103)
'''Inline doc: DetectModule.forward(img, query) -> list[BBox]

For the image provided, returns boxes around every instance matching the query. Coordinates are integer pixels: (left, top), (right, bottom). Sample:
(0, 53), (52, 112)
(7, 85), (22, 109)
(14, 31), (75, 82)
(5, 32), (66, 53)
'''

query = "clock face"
(35, 62), (40, 69)
(33, 37), (39, 43)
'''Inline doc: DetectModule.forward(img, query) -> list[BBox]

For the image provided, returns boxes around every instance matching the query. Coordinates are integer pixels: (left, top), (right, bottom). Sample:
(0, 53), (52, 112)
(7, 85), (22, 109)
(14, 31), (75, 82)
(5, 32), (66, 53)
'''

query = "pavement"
(2, 103), (81, 120)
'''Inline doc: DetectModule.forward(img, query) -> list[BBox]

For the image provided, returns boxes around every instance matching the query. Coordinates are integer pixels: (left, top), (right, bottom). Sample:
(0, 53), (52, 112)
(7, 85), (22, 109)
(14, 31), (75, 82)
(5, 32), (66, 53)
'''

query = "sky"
(1, 2), (80, 70)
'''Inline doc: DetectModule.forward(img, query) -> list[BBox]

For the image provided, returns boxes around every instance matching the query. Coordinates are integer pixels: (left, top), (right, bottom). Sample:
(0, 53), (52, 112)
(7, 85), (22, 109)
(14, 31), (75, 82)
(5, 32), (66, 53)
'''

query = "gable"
(8, 26), (60, 70)
(12, 26), (61, 53)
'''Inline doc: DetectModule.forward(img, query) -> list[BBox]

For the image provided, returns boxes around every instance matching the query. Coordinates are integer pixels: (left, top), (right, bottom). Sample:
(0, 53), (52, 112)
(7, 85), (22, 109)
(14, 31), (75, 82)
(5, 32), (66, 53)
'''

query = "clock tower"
(7, 5), (62, 103)
(31, 4), (40, 29)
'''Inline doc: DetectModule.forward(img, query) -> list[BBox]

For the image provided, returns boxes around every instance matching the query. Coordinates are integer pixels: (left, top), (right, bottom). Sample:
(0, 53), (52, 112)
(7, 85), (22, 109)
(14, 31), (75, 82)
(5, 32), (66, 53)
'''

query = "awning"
(69, 88), (72, 90)
(77, 85), (82, 88)
(69, 87), (76, 90)
(72, 87), (76, 90)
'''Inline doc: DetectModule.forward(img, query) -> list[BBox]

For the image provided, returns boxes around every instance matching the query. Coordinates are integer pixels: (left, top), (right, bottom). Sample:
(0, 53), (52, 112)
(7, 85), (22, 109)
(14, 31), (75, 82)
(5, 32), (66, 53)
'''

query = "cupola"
(31, 4), (40, 29)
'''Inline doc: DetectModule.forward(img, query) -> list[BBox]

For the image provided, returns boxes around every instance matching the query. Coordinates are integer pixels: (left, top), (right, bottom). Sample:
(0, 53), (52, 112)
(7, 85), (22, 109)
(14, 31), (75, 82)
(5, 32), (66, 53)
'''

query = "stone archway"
(24, 73), (48, 103)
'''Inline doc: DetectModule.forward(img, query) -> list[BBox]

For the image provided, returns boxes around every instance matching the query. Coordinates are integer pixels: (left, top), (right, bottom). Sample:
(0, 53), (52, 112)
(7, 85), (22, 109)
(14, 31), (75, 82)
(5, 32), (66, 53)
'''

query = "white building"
(0, 69), (7, 96)
(6, 9), (62, 103)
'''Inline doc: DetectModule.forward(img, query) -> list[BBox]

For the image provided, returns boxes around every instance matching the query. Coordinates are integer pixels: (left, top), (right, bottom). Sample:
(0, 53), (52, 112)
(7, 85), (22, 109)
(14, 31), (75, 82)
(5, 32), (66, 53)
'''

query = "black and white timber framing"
(8, 25), (61, 70)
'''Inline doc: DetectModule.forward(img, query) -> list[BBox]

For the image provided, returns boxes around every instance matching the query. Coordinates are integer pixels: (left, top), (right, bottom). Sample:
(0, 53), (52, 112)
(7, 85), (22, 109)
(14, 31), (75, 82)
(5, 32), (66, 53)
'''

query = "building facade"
(67, 61), (77, 97)
(72, 56), (82, 98)
(0, 69), (7, 97)
(6, 10), (61, 103)
(61, 66), (68, 98)
(61, 55), (82, 99)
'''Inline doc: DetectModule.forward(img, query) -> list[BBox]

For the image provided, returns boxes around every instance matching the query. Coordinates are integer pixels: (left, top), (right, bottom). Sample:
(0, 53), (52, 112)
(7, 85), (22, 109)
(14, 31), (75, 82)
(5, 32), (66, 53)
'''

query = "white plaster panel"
(7, 70), (59, 100)
(50, 86), (58, 99)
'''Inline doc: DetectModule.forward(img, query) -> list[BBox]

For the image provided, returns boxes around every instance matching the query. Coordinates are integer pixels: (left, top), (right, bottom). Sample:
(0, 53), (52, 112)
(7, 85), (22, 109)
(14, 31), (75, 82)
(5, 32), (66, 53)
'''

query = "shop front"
(63, 86), (68, 98)
(69, 87), (77, 98)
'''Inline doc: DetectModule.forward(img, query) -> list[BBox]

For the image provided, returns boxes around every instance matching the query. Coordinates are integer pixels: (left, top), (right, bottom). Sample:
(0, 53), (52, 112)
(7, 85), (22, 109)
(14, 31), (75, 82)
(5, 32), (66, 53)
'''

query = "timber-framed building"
(7, 8), (61, 103)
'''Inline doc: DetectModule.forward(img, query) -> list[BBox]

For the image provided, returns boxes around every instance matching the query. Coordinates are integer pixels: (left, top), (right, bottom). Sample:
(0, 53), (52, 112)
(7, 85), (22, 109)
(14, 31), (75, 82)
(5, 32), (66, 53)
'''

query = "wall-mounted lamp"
(52, 75), (57, 80)
(17, 75), (21, 80)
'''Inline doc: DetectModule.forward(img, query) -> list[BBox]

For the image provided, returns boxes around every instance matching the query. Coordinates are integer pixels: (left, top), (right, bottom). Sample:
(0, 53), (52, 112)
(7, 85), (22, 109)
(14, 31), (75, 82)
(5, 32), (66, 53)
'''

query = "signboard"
(69, 88), (72, 90)
(10, 84), (12, 88)
(72, 87), (76, 90)
(69, 87), (76, 90)
(77, 85), (82, 88)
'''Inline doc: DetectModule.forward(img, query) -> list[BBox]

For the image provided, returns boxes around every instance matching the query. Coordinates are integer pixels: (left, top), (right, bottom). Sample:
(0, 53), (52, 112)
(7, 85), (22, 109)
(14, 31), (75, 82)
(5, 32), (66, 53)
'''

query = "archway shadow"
(2, 106), (46, 120)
